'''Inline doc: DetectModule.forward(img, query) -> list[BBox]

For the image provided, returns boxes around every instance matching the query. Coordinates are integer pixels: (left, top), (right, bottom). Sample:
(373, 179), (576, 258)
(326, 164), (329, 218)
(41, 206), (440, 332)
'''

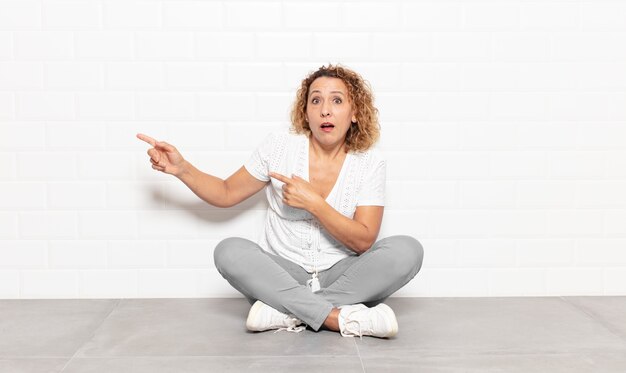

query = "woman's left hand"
(269, 172), (324, 211)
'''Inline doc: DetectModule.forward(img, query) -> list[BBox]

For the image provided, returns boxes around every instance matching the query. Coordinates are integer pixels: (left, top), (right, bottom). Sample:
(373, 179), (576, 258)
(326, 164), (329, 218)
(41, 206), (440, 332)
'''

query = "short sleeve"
(244, 132), (277, 182)
(356, 155), (386, 206)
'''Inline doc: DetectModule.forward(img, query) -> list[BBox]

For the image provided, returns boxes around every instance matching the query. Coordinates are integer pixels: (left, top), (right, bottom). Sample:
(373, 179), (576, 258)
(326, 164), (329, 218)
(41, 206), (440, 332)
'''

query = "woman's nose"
(321, 103), (331, 117)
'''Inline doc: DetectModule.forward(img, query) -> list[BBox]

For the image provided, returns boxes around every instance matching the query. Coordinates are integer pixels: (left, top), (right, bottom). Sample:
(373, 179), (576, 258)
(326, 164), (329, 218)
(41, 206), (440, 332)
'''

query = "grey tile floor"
(1, 296), (626, 372)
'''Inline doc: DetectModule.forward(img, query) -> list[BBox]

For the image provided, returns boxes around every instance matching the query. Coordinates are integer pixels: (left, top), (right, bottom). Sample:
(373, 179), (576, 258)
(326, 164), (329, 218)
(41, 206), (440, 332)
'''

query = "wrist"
(308, 197), (326, 217)
(175, 160), (191, 180)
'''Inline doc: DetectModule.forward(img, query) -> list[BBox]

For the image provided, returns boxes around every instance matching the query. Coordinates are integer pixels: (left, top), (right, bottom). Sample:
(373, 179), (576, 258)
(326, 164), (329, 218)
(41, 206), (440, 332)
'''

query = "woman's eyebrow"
(309, 90), (345, 96)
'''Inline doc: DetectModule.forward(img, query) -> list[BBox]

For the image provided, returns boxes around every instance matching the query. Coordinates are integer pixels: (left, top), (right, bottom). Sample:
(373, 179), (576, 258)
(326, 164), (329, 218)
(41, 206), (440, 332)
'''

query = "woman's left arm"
(269, 172), (383, 255)
(310, 202), (383, 255)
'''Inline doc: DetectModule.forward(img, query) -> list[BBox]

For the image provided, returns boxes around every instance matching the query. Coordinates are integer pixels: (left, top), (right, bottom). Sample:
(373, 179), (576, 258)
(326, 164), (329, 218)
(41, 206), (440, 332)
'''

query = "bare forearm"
(176, 160), (229, 208)
(308, 201), (372, 255)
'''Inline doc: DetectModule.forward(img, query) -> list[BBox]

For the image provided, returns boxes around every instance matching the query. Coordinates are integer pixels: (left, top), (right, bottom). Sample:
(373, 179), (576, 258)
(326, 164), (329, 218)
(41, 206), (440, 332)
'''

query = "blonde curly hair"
(290, 64), (380, 153)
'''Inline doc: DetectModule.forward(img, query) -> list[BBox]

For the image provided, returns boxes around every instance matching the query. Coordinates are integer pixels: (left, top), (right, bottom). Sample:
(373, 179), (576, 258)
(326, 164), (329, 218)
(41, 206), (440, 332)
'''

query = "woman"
(137, 64), (424, 338)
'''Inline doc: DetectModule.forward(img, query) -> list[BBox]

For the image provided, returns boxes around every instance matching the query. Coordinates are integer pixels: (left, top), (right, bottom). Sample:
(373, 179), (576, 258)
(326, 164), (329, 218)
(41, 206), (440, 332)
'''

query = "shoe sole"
(376, 303), (399, 338)
(246, 300), (265, 331)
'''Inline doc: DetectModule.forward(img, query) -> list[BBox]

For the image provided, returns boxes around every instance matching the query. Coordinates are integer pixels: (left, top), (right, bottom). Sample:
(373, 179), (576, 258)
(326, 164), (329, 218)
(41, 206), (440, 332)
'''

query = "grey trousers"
(214, 235), (424, 331)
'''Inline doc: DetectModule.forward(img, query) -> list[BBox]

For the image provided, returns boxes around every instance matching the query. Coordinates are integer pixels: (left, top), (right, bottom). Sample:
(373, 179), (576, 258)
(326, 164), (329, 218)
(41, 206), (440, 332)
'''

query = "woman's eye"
(311, 98), (319, 104)
(334, 98), (342, 104)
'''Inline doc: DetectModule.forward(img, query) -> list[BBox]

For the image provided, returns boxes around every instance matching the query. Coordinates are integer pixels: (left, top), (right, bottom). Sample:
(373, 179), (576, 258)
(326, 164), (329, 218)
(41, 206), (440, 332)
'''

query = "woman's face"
(305, 77), (357, 149)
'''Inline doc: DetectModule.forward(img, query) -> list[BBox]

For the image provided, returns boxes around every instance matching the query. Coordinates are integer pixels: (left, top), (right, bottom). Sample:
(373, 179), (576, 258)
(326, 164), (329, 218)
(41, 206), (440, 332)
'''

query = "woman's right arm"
(178, 163), (268, 208)
(138, 133), (267, 208)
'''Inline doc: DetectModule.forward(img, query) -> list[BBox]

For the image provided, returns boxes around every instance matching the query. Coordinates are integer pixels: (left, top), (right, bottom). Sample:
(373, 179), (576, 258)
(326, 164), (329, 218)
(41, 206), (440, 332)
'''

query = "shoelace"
(273, 316), (307, 333)
(344, 319), (365, 339)
(274, 325), (306, 333)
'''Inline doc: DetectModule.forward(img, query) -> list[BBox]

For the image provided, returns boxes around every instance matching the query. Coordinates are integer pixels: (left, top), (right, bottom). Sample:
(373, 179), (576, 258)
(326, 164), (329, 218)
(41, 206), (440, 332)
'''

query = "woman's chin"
(313, 132), (343, 142)
(314, 128), (347, 138)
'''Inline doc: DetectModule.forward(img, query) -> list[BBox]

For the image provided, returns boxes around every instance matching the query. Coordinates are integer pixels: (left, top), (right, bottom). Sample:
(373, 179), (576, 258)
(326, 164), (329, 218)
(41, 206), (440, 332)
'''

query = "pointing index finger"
(136, 133), (157, 147)
(269, 172), (290, 184)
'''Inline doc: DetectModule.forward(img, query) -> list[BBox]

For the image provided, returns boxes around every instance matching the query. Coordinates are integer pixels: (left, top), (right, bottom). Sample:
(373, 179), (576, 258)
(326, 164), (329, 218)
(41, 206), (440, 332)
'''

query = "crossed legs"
(214, 235), (424, 332)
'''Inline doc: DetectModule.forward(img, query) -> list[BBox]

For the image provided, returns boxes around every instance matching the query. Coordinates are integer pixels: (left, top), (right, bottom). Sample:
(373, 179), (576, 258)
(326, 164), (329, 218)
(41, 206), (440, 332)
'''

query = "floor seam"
(403, 346), (626, 357)
(58, 299), (122, 373)
(45, 355), (364, 358)
(354, 338), (366, 373)
(559, 296), (626, 345)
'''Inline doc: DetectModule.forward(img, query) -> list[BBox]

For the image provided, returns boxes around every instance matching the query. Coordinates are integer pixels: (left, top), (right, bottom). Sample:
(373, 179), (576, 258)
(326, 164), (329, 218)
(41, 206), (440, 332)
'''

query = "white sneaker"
(246, 300), (306, 333)
(338, 303), (398, 338)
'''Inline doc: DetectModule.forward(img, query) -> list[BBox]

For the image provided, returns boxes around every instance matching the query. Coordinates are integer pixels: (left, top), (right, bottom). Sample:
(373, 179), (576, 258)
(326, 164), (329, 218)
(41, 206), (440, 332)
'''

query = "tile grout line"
(558, 296), (626, 345)
(353, 338), (366, 373)
(58, 299), (123, 373)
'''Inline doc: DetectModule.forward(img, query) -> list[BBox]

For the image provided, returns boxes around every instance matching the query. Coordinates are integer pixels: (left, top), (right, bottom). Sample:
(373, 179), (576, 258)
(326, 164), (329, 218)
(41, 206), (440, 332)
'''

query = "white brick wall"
(1, 0), (625, 299)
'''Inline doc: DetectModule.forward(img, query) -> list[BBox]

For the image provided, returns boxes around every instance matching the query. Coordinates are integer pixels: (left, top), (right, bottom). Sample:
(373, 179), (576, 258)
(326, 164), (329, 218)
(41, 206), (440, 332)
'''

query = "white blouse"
(244, 130), (386, 273)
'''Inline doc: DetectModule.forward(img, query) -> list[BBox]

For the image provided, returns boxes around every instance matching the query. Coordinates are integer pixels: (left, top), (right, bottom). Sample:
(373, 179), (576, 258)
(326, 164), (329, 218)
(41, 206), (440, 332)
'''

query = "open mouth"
(321, 122), (335, 130)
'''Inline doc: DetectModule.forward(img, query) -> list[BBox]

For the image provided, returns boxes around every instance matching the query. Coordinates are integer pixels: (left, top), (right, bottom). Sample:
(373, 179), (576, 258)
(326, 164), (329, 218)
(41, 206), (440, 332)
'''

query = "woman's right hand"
(136, 133), (187, 177)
